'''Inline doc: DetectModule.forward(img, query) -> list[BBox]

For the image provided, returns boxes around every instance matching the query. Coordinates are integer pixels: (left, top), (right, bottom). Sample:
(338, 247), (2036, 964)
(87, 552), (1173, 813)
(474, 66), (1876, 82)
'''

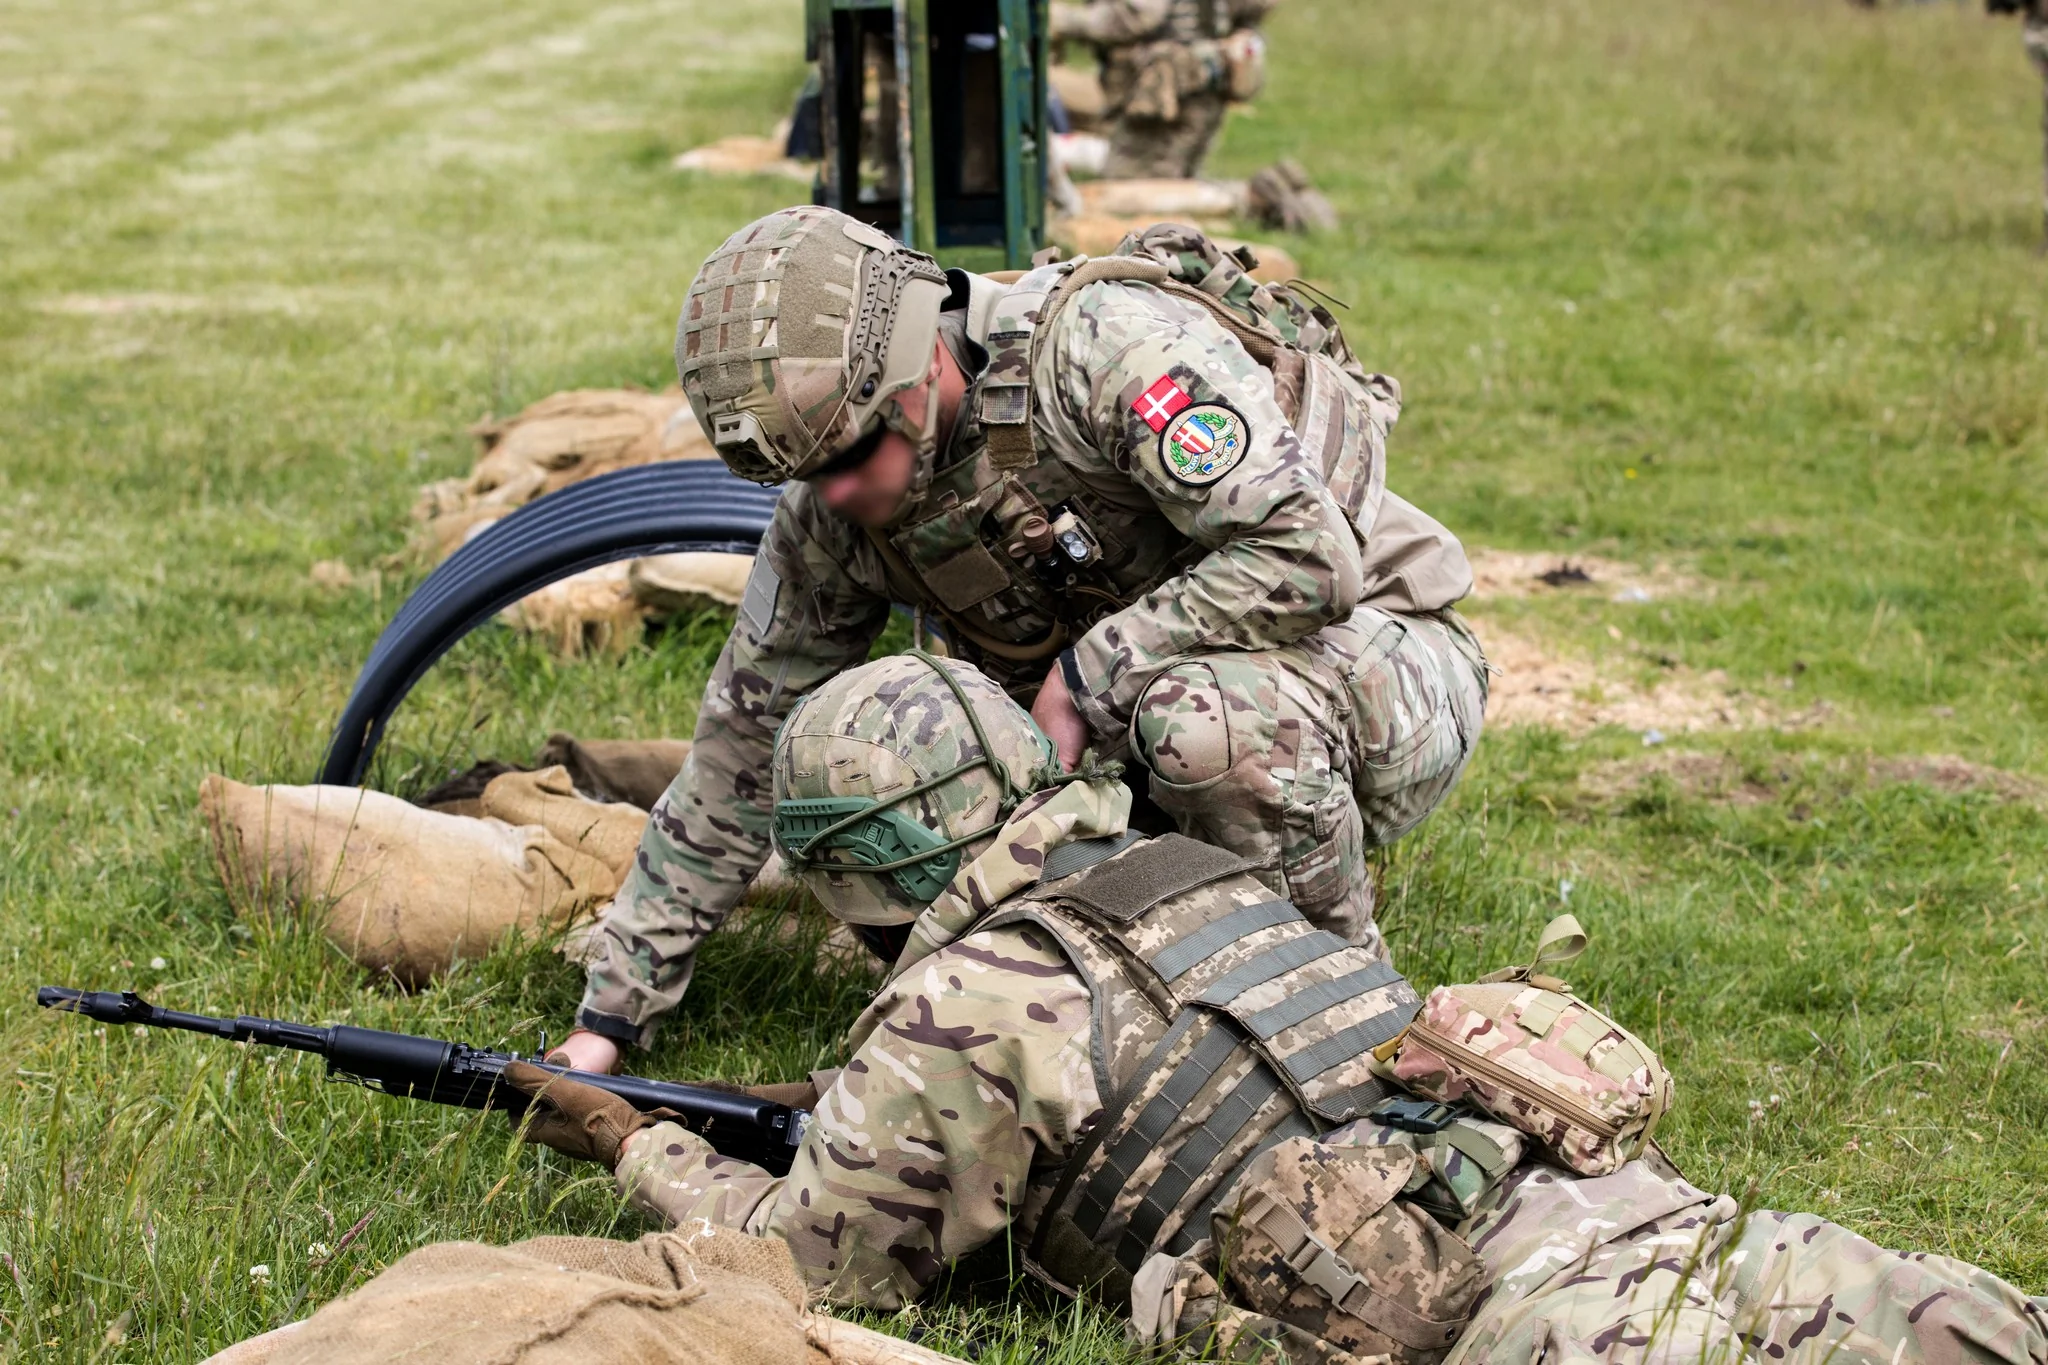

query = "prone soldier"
(553, 204), (1488, 1076)
(514, 655), (2048, 1365)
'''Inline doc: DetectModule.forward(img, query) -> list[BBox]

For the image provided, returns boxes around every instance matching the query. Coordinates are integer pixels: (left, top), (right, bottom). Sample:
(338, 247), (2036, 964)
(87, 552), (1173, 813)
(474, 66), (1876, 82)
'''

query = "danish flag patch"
(1132, 376), (1192, 433)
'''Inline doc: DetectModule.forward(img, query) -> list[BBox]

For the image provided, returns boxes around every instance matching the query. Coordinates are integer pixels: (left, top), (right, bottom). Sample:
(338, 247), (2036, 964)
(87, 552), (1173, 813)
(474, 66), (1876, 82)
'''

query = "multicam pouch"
(1381, 915), (1673, 1177)
(1326, 1097), (1527, 1227)
(1212, 1137), (1485, 1365)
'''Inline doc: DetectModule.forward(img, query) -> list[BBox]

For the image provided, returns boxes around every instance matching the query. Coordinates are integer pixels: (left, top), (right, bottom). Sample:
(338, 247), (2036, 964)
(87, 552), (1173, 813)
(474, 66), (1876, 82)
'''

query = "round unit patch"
(1159, 402), (1248, 487)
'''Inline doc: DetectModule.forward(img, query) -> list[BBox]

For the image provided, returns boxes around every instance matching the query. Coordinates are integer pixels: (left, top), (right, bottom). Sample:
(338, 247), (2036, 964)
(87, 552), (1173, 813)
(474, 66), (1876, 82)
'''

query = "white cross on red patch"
(1132, 376), (1191, 433)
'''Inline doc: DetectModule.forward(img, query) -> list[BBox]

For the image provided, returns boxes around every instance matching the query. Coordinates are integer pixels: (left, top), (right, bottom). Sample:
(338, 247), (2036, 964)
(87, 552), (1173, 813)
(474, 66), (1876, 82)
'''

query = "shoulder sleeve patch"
(1158, 401), (1250, 487)
(740, 554), (782, 636)
(1132, 375), (1192, 433)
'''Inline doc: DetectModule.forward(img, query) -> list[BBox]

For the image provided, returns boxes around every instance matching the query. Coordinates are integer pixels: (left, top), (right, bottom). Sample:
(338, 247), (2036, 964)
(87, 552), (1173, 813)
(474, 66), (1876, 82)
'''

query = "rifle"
(37, 987), (809, 1175)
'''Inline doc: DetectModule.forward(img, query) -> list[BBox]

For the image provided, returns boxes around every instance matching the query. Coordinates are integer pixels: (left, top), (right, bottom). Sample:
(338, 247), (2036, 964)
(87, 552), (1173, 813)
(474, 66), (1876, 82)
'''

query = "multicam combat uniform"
(619, 774), (1427, 1313)
(577, 218), (1485, 1047)
(615, 783), (2048, 1365)
(1051, 0), (1277, 178)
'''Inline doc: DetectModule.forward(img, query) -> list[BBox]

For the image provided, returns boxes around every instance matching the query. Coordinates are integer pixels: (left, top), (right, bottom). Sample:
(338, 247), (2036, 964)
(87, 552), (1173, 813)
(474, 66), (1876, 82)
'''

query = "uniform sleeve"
(1044, 282), (1364, 736)
(1048, 0), (1174, 44)
(576, 489), (890, 1046)
(613, 926), (1101, 1310)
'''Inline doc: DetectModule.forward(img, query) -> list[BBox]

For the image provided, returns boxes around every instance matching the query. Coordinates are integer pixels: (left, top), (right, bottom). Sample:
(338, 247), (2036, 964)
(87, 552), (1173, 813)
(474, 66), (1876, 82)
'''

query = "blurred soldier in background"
(1050, 0), (1278, 178)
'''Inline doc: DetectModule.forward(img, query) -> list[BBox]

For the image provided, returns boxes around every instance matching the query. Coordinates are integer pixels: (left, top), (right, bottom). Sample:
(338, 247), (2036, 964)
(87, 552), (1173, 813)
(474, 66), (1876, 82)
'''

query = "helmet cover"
(770, 652), (1059, 925)
(675, 205), (949, 484)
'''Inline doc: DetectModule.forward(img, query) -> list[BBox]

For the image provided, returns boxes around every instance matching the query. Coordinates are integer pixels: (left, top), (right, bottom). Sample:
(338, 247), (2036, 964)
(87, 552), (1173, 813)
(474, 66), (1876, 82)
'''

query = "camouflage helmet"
(770, 652), (1059, 926)
(675, 205), (951, 485)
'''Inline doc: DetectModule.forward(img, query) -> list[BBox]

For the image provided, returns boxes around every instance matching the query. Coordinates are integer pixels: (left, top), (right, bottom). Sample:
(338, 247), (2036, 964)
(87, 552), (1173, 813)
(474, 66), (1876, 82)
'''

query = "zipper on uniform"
(1404, 1018), (1624, 1139)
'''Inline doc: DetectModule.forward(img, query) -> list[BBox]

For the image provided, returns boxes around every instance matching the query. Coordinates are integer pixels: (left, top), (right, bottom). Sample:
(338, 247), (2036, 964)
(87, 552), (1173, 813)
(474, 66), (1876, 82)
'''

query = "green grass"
(2, 0), (2046, 1357)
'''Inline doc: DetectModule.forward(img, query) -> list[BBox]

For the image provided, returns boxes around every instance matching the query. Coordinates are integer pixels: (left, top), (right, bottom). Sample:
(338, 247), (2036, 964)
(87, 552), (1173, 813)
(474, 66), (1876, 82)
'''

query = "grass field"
(3, 0), (2047, 1358)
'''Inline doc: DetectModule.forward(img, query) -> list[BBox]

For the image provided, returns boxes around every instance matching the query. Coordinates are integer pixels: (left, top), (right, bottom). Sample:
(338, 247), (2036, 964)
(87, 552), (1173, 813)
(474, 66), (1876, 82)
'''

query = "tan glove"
(502, 1060), (675, 1166)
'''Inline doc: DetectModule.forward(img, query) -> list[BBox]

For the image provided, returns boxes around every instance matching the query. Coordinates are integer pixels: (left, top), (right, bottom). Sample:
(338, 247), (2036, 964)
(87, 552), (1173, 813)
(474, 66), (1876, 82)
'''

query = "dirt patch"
(1466, 548), (1701, 604)
(1580, 752), (1783, 806)
(1479, 627), (1816, 736)
(1581, 750), (2042, 808)
(1869, 755), (2043, 803)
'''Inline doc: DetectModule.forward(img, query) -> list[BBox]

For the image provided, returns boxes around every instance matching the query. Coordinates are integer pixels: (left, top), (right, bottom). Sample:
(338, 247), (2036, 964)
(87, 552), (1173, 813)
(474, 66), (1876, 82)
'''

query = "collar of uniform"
(886, 777), (1133, 980)
(932, 307), (988, 480)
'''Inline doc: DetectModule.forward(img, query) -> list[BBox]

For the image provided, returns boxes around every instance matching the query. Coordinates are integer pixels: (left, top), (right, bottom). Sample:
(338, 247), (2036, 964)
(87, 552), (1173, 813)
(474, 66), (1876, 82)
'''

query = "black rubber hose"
(321, 461), (780, 788)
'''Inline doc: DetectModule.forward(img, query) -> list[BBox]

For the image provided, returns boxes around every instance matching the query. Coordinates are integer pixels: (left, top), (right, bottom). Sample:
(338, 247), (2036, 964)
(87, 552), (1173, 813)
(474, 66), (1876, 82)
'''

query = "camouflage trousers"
(1130, 606), (1489, 957)
(1104, 91), (1231, 179)
(1447, 1160), (2048, 1365)
(1131, 1157), (2048, 1365)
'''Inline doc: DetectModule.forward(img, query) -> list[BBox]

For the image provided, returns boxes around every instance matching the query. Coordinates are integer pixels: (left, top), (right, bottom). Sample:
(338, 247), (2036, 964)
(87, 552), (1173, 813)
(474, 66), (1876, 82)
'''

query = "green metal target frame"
(806, 0), (1048, 268)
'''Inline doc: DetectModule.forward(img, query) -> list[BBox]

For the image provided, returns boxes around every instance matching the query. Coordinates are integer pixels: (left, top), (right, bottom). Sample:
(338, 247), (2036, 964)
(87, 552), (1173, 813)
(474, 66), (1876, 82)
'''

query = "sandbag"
(411, 389), (713, 562)
(211, 1229), (969, 1365)
(534, 732), (693, 810)
(200, 776), (617, 986)
(262, 1230), (825, 1365)
(494, 556), (650, 658)
(479, 765), (647, 879)
(629, 551), (753, 616)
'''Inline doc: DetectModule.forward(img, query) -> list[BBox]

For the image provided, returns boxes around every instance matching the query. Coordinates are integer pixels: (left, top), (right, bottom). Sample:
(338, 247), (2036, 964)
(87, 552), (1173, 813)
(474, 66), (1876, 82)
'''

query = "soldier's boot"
(1247, 159), (1339, 234)
(1131, 654), (1383, 958)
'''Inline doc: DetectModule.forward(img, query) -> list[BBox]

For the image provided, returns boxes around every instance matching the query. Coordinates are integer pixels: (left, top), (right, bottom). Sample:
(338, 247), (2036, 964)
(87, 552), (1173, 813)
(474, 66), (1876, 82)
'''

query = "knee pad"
(1132, 662), (1235, 786)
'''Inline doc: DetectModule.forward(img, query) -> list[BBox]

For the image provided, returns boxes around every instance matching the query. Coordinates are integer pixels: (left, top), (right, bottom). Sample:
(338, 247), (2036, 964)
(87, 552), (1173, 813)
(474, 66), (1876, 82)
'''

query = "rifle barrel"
(37, 986), (808, 1174)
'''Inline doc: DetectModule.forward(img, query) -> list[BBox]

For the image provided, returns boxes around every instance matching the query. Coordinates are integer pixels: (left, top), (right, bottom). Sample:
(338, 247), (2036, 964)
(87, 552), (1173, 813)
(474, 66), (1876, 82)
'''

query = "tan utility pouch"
(1219, 28), (1267, 101)
(1213, 1137), (1484, 1365)
(1381, 916), (1673, 1176)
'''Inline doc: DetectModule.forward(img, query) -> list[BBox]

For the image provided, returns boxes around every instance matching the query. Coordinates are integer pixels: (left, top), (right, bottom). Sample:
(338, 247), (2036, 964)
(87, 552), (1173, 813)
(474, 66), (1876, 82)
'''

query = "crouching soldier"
(515, 655), (2048, 1365)
(558, 203), (1489, 1076)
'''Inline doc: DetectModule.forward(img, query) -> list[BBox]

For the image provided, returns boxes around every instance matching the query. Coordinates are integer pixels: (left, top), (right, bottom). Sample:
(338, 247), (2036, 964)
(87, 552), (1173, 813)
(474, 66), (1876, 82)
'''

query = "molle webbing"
(1194, 930), (1350, 1008)
(1239, 959), (1405, 1040)
(1150, 901), (1295, 982)
(1021, 835), (1420, 1292)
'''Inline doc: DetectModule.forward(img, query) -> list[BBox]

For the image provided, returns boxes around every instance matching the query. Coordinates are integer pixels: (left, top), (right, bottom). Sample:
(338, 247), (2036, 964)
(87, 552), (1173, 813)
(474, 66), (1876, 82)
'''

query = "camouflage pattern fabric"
(1131, 605), (1489, 954)
(1128, 1153), (2048, 1365)
(1208, 1135), (1488, 1365)
(1443, 1159), (2048, 1365)
(579, 248), (1482, 1044)
(611, 783), (2048, 1362)
(1052, 0), (1274, 177)
(768, 652), (1061, 926)
(1104, 90), (1230, 180)
(1388, 978), (1671, 1177)
(615, 780), (1124, 1309)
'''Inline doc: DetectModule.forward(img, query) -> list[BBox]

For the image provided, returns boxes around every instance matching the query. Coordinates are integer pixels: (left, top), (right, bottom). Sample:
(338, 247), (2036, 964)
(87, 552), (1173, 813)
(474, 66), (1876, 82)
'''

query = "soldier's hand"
(502, 1060), (673, 1168)
(1032, 662), (1091, 771)
(546, 1027), (621, 1076)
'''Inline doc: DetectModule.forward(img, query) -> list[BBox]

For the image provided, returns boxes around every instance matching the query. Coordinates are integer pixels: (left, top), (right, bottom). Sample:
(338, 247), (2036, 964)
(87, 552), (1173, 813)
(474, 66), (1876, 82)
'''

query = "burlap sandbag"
(494, 556), (650, 659)
(533, 733), (693, 810)
(200, 776), (618, 986)
(629, 552), (753, 617)
(478, 765), (647, 879)
(261, 1230), (824, 1365)
(204, 1231), (968, 1365)
(411, 389), (712, 562)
